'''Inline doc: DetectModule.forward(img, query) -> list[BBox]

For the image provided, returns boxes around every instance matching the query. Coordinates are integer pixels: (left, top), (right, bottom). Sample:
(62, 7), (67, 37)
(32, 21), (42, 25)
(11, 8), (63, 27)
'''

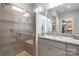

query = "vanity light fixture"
(23, 13), (30, 17)
(34, 6), (43, 13)
(12, 5), (24, 13)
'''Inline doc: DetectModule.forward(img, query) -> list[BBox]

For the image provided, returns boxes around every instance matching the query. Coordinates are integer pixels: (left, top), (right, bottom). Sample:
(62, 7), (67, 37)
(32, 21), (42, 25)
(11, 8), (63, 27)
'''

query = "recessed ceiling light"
(67, 5), (71, 8)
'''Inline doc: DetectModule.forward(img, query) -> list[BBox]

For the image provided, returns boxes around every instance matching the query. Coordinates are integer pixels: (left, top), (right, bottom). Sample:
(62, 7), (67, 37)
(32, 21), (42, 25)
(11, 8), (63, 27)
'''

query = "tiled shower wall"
(0, 6), (35, 56)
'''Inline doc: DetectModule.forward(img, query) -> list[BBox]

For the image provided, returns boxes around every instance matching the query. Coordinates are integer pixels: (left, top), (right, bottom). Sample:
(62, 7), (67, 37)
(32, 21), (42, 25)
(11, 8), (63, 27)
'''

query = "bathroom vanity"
(38, 33), (79, 56)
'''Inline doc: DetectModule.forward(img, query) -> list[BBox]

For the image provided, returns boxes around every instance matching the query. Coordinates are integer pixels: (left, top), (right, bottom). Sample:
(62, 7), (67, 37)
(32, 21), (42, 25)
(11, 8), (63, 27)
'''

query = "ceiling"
(48, 3), (79, 14)
(0, 3), (48, 13)
(1, 3), (79, 15)
(0, 3), (34, 13)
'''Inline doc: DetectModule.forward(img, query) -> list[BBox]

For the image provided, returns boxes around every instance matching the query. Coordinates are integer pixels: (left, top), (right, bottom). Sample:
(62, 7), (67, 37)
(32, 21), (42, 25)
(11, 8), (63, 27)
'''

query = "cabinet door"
(39, 44), (49, 56)
(47, 45), (66, 56)
(67, 44), (79, 54)
(67, 52), (79, 56)
(39, 39), (66, 50)
(39, 43), (66, 56)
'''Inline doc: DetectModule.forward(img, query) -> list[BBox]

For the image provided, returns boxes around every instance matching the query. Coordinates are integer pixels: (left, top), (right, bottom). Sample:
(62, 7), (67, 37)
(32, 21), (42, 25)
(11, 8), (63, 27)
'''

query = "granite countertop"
(39, 34), (79, 45)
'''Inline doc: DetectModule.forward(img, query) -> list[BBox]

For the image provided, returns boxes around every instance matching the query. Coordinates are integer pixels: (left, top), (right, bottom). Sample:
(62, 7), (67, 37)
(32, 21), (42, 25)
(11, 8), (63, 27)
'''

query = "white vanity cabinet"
(39, 44), (49, 56)
(38, 39), (66, 56)
(38, 38), (79, 56)
(39, 44), (66, 56)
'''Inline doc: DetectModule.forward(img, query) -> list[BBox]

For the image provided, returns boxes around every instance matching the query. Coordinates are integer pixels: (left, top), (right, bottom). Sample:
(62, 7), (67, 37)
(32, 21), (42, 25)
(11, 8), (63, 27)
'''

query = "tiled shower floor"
(16, 50), (32, 56)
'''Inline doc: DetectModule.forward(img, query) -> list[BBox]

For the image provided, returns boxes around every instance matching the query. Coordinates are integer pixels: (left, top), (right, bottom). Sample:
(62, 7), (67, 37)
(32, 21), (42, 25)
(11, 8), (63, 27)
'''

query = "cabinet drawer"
(67, 44), (79, 54)
(39, 39), (66, 50)
(67, 52), (79, 56)
(39, 43), (66, 56)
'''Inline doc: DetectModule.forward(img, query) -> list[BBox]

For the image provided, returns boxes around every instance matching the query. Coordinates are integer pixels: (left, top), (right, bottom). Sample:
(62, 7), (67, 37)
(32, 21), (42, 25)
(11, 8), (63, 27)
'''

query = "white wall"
(36, 13), (52, 34)
(36, 13), (45, 34)
(60, 10), (79, 35)
(36, 13), (52, 55)
(36, 13), (44, 56)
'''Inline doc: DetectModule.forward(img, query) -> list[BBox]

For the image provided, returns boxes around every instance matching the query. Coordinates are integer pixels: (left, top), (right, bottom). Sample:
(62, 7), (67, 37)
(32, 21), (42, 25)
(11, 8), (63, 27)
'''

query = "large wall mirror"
(46, 3), (79, 35)
(36, 3), (79, 35)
